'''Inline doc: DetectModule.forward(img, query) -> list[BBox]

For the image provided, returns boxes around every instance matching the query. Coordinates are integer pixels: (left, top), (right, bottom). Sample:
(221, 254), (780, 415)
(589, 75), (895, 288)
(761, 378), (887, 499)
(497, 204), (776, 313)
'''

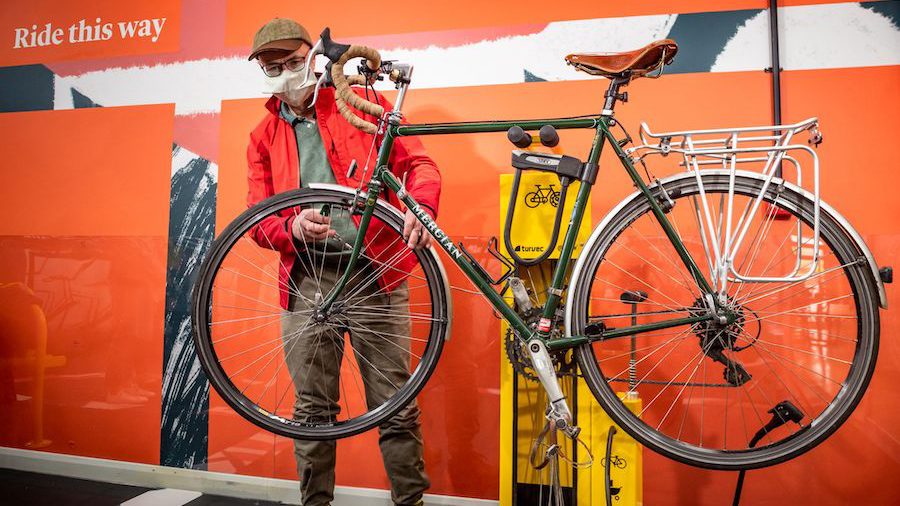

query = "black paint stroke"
(160, 144), (216, 469)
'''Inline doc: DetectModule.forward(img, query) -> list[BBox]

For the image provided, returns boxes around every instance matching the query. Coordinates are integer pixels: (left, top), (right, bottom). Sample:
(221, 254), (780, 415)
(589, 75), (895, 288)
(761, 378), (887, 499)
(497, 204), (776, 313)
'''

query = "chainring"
(504, 308), (575, 381)
(505, 326), (539, 381)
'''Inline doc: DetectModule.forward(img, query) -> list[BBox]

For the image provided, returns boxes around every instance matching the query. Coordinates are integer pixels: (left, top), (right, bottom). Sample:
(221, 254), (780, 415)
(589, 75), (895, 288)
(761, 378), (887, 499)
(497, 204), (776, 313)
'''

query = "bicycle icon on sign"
(601, 454), (628, 469)
(524, 184), (561, 208)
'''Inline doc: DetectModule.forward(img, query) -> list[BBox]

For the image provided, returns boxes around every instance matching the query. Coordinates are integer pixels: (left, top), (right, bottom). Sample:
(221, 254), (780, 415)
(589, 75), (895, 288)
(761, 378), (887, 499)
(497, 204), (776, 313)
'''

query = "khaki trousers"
(281, 257), (430, 506)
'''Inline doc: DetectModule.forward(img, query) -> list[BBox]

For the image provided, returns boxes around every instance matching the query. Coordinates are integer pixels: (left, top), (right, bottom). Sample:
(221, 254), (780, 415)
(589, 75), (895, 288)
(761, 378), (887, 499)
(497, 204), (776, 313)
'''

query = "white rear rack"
(625, 117), (824, 289)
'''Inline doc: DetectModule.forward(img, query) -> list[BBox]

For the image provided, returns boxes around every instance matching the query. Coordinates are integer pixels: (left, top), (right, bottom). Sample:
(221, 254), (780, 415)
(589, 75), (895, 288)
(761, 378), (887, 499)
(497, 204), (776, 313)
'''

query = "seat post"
(601, 73), (631, 116)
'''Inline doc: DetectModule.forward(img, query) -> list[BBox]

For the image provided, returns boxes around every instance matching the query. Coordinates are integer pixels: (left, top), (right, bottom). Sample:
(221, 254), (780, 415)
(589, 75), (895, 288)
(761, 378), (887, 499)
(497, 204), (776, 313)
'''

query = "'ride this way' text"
(13, 17), (167, 48)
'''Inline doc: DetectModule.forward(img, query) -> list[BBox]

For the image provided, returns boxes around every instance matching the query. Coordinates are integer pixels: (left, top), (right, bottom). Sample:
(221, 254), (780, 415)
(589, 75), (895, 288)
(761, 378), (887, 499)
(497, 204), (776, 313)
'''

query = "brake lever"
(302, 38), (323, 85)
(310, 72), (329, 107)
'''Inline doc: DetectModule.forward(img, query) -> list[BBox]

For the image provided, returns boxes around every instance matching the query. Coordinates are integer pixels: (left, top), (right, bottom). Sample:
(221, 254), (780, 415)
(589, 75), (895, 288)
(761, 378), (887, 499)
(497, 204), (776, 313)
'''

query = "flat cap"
(248, 18), (312, 61)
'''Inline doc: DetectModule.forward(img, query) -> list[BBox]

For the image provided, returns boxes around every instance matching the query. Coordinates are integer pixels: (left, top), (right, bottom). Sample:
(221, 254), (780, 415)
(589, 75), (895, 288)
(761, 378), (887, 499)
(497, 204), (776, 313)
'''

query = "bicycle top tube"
(389, 116), (600, 137)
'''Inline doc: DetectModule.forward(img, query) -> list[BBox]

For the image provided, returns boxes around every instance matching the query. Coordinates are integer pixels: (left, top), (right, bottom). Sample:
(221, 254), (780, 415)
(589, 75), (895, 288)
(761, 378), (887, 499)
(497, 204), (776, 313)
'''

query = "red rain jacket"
(246, 87), (441, 309)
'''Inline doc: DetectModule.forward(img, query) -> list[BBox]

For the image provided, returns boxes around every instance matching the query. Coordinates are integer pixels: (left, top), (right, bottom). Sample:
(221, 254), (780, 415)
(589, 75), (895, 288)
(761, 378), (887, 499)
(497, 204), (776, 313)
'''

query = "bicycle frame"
(319, 110), (719, 350)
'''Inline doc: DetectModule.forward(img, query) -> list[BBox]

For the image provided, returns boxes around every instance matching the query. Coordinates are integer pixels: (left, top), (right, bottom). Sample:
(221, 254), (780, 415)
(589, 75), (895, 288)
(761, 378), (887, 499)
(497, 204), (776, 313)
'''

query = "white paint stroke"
(120, 488), (202, 506)
(711, 3), (900, 72)
(172, 144), (218, 184)
(50, 2), (899, 117)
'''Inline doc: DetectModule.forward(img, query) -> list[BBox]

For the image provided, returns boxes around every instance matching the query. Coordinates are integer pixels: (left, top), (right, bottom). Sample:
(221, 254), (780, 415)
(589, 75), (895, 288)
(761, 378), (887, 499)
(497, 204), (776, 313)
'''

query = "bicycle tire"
(568, 171), (879, 470)
(192, 187), (451, 440)
(525, 191), (541, 209)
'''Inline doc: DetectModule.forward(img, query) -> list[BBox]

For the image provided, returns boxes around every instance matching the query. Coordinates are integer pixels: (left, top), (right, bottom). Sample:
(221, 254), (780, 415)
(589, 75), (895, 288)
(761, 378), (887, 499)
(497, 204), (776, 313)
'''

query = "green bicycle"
(191, 30), (889, 471)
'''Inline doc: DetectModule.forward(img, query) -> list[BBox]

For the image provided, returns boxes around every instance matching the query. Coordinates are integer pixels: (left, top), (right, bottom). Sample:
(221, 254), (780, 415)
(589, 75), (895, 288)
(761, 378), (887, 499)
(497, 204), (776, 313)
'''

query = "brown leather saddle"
(565, 40), (678, 78)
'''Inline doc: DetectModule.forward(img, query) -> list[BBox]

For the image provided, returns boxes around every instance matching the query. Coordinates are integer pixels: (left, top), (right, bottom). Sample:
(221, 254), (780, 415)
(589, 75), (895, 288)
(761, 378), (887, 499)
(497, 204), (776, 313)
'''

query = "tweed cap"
(248, 18), (312, 61)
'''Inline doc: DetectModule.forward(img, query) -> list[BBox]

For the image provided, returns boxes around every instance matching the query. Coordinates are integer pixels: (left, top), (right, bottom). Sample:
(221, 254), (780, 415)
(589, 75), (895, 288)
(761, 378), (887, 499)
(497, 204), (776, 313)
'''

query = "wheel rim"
(192, 189), (448, 439)
(572, 174), (878, 469)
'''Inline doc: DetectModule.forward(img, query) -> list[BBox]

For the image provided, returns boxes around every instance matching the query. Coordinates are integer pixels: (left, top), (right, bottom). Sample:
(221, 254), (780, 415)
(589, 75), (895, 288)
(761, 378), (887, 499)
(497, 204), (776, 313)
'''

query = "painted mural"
(1, 0), (898, 504)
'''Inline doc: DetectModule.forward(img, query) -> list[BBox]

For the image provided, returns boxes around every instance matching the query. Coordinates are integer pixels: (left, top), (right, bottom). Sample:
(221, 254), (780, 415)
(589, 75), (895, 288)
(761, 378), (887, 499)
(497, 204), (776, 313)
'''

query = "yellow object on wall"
(498, 172), (593, 261)
(577, 391), (644, 506)
(498, 147), (643, 505)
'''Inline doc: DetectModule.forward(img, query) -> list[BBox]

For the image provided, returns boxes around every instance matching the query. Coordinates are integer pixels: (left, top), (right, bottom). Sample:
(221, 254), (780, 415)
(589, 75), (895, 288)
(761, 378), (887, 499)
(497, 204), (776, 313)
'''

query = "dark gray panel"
(665, 9), (763, 74)
(0, 65), (54, 113)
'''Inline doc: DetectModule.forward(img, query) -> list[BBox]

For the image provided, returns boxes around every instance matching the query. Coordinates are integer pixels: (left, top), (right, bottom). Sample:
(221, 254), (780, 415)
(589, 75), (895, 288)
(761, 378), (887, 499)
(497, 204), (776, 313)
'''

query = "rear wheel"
(569, 172), (879, 470)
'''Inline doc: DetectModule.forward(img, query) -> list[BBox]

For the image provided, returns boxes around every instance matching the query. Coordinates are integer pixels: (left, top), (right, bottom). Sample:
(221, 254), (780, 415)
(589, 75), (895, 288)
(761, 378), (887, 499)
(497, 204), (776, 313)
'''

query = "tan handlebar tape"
(334, 75), (378, 134)
(331, 45), (385, 133)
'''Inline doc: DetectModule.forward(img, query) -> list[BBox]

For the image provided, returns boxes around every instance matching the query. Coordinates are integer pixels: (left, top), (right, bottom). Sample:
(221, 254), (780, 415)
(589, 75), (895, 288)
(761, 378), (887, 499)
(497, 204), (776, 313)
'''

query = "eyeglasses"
(261, 54), (308, 77)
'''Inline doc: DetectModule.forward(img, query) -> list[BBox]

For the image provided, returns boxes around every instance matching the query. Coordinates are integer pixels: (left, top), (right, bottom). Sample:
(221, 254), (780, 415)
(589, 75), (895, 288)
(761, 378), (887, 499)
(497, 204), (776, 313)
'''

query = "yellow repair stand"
(498, 137), (643, 506)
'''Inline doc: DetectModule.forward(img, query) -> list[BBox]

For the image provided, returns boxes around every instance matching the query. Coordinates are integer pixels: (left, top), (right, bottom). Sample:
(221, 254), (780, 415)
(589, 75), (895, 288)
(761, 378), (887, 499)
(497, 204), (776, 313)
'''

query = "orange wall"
(1, 0), (898, 504)
(0, 105), (173, 464)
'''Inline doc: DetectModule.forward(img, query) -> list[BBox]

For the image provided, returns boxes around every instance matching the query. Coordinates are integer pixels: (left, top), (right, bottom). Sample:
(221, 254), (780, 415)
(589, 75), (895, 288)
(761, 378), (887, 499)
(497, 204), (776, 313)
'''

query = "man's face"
(257, 43), (313, 77)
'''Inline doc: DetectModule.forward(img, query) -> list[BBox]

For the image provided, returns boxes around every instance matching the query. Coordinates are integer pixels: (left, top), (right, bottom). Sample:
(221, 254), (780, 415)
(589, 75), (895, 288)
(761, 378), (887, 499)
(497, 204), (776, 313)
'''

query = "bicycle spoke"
(241, 315), (315, 396)
(254, 216), (311, 304)
(737, 260), (849, 306)
(603, 257), (688, 310)
(735, 332), (832, 405)
(742, 293), (854, 325)
(737, 329), (813, 413)
(212, 313), (289, 345)
(326, 319), (415, 373)
(616, 233), (700, 299)
(229, 242), (303, 299)
(212, 304), (285, 315)
(212, 284), (286, 313)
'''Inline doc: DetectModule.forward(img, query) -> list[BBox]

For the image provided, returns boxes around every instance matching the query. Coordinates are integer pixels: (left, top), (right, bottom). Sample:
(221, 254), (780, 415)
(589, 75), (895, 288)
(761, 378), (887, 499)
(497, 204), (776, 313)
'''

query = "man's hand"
(291, 209), (336, 241)
(403, 209), (432, 250)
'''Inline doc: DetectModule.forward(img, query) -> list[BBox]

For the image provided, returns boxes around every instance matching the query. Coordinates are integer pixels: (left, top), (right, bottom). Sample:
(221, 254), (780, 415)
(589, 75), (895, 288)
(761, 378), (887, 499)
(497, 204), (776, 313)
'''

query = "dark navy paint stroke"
(524, 69), (548, 82)
(161, 144), (216, 469)
(72, 88), (101, 108)
(0, 65), (54, 113)
(664, 9), (763, 74)
(861, 0), (900, 29)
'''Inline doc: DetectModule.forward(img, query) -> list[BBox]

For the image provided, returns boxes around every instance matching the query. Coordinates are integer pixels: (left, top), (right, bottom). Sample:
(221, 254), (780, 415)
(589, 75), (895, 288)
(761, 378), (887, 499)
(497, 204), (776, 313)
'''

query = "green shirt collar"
(279, 100), (315, 126)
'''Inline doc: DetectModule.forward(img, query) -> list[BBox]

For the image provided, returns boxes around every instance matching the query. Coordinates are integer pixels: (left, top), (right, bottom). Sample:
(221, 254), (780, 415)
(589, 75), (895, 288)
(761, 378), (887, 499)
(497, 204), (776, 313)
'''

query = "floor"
(0, 468), (285, 506)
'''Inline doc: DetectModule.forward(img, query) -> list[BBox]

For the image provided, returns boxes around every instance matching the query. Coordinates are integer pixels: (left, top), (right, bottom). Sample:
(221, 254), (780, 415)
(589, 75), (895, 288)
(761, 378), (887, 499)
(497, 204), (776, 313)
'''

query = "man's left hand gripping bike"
(192, 29), (890, 471)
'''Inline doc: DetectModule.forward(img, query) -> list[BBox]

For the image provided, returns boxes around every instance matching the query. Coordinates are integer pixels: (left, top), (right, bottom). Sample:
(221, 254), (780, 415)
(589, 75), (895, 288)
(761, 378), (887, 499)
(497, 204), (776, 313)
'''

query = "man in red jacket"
(246, 18), (440, 506)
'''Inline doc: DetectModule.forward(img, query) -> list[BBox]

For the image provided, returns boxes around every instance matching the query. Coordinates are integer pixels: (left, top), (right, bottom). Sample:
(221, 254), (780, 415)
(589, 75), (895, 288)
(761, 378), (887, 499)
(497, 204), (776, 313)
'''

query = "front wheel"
(568, 172), (879, 470)
(192, 187), (451, 440)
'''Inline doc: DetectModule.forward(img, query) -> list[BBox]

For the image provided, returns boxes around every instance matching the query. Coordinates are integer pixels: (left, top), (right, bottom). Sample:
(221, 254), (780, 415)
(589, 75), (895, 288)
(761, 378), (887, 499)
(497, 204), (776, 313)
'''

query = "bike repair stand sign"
(498, 172), (592, 260)
(498, 169), (644, 505)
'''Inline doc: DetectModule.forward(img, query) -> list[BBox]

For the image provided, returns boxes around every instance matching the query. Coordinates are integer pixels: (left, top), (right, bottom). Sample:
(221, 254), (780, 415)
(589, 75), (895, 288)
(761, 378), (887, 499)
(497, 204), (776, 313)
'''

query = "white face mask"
(263, 66), (315, 107)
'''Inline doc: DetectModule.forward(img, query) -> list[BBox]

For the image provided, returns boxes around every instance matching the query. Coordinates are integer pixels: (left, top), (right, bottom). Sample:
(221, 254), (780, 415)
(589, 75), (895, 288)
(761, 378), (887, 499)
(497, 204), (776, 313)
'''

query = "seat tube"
(540, 122), (608, 326)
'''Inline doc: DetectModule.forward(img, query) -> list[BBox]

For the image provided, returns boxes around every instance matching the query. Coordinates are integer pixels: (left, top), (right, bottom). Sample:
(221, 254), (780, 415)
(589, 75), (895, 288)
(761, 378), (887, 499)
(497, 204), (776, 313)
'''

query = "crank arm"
(526, 338), (580, 439)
